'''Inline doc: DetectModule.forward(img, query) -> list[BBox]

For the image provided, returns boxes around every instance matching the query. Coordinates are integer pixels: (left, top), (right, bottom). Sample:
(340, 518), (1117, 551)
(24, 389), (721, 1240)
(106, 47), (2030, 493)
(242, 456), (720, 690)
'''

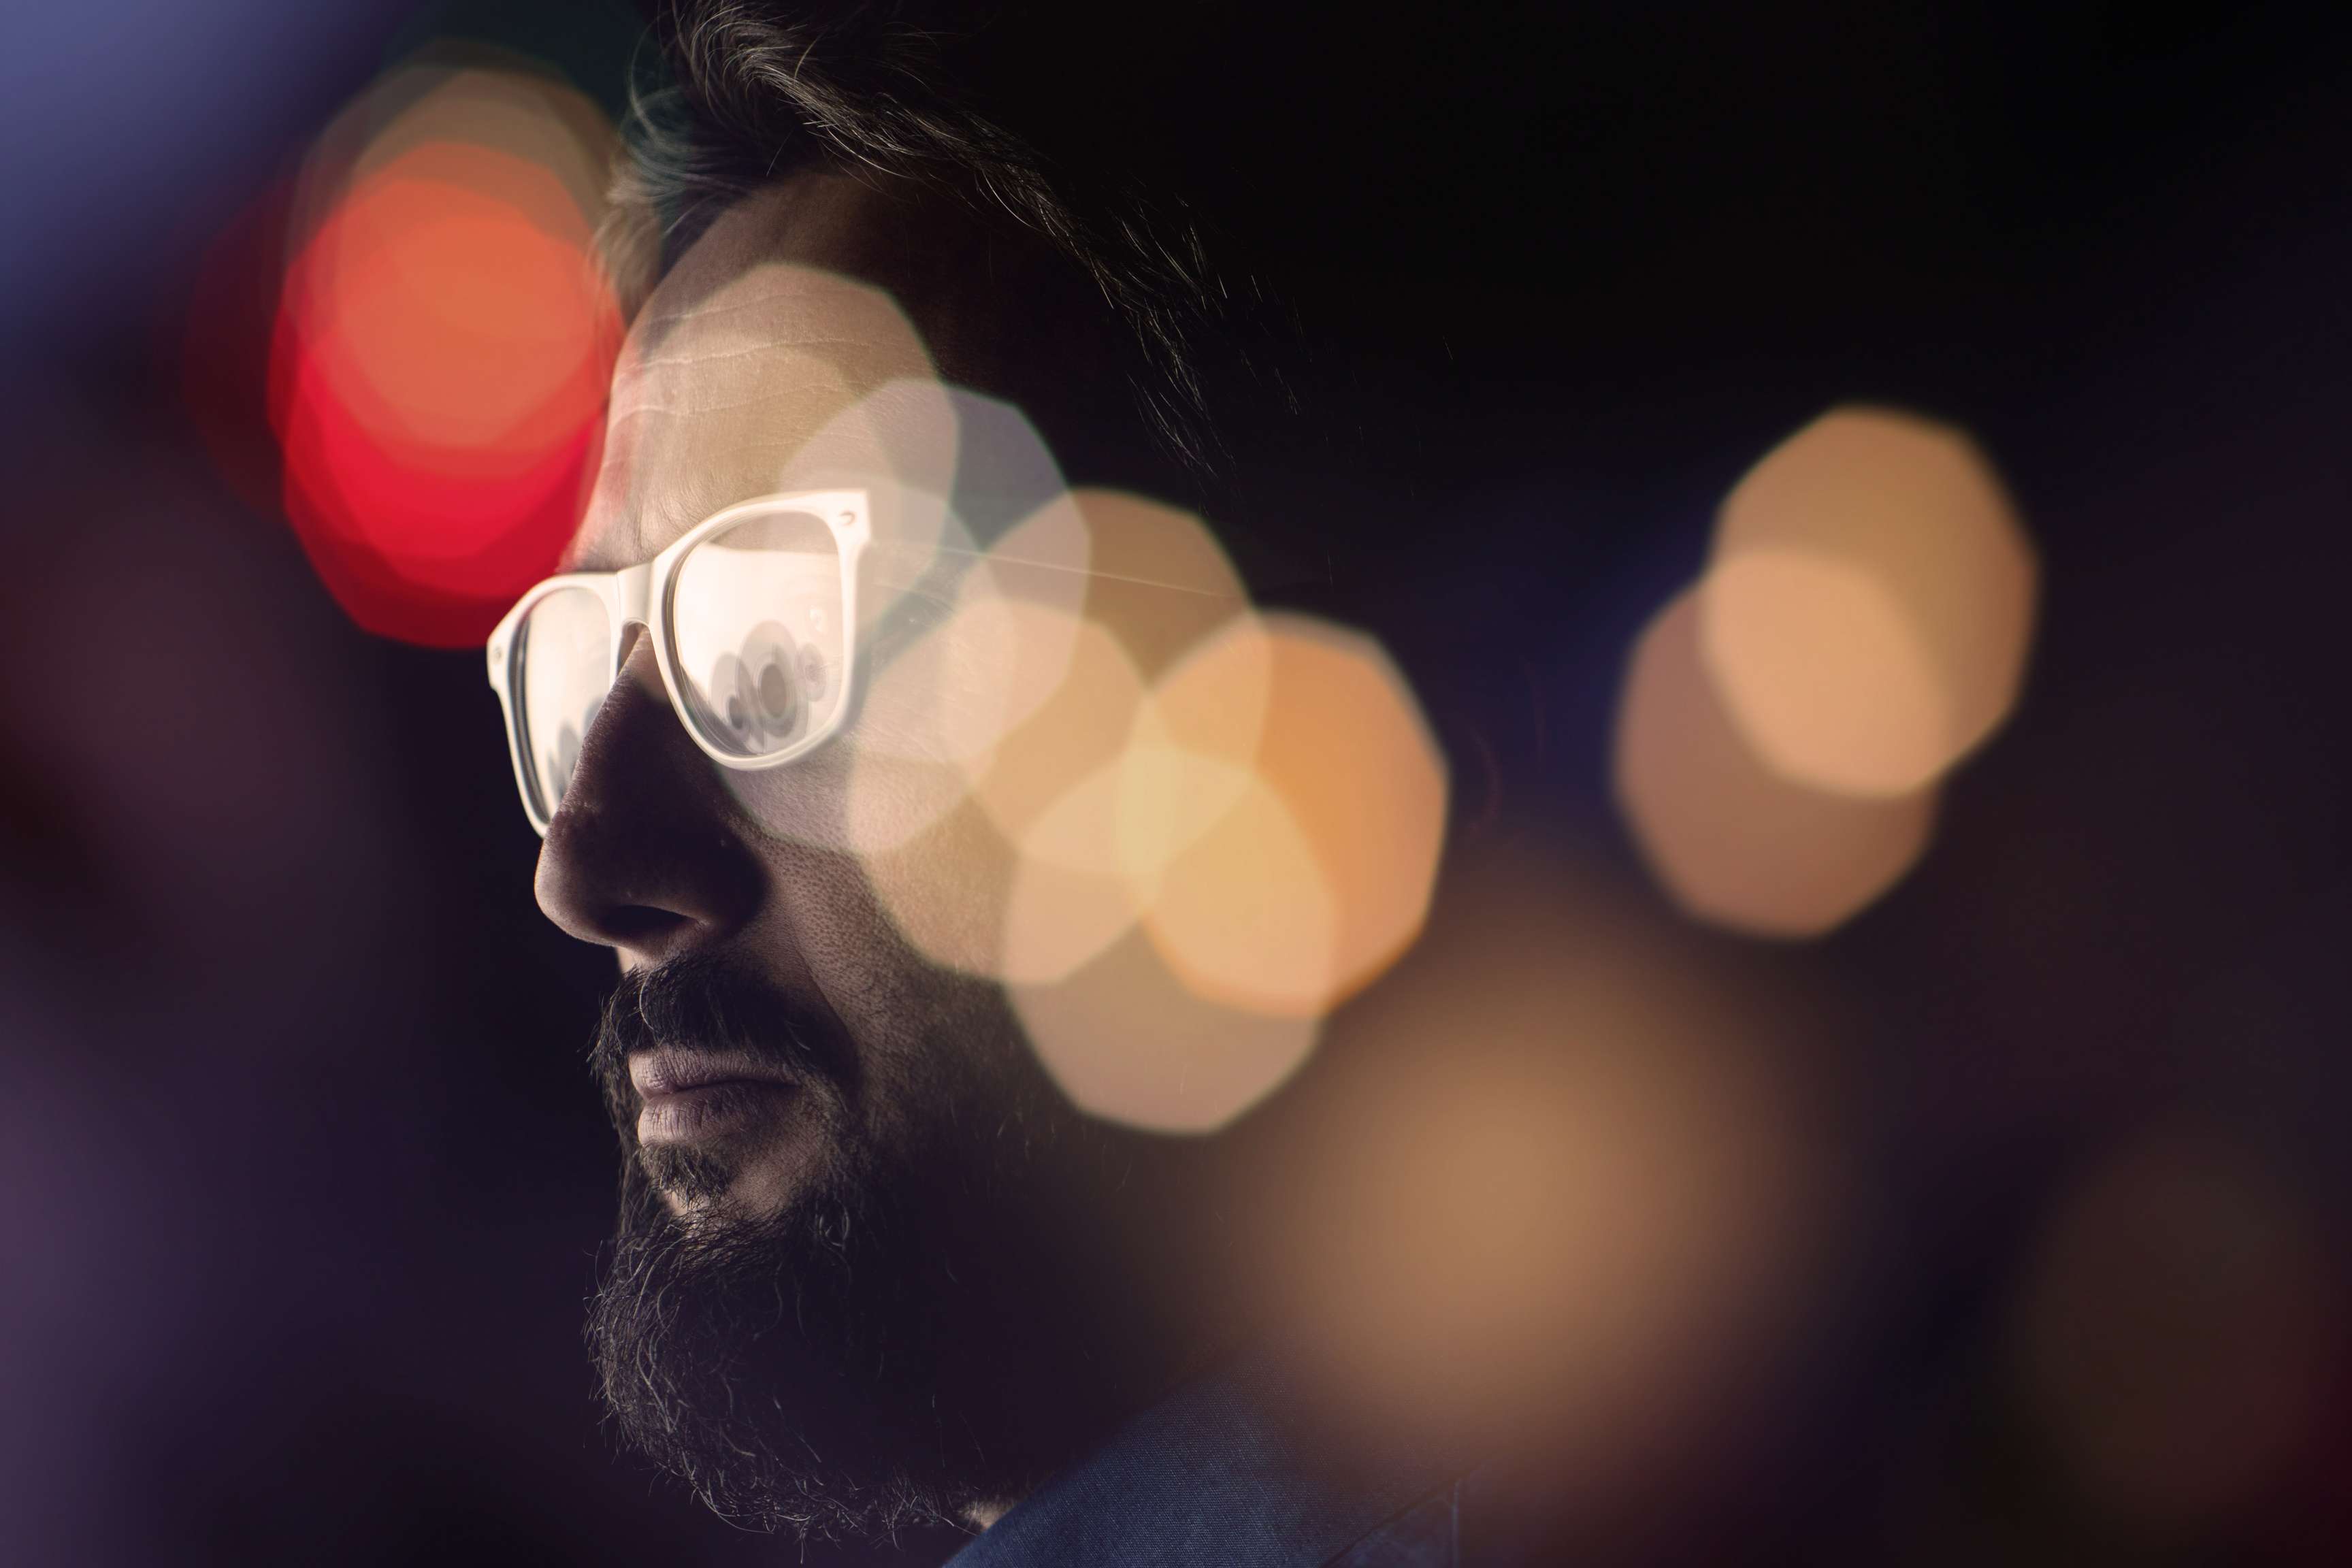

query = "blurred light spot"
(860, 792), (1020, 980)
(864, 610), (1149, 983)
(786, 377), (963, 564)
(836, 548), (1096, 862)
(1145, 770), (1339, 1016)
(860, 608), (1157, 975)
(1140, 615), (1448, 1018)
(600, 259), (947, 562)
(1700, 406), (2038, 797)
(1064, 489), (1251, 676)
(266, 63), (619, 646)
(968, 615), (1147, 840)
(2012, 1126), (2339, 1535)
(1615, 589), (1935, 936)
(1000, 760), (1153, 983)
(1009, 927), (1322, 1133)
(284, 157), (610, 450)
(1256, 845), (1830, 1452)
(853, 563), (1443, 1127)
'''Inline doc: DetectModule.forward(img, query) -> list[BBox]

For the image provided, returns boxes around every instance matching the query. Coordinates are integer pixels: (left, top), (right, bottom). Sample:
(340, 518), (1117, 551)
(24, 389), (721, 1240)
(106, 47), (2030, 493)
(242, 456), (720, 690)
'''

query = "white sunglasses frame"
(486, 489), (872, 836)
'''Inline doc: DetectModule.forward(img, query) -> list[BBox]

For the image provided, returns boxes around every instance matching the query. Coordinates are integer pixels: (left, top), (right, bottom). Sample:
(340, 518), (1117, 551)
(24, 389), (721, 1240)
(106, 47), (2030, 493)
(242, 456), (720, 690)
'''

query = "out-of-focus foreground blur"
(4, 2), (2349, 1564)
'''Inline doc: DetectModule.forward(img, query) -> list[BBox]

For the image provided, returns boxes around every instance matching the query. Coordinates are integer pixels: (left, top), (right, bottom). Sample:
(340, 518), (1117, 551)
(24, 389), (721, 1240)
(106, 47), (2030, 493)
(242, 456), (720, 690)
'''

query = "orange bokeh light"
(850, 511), (1448, 1128)
(1250, 843), (1832, 1453)
(287, 160), (610, 453)
(1701, 406), (2038, 797)
(1613, 404), (2038, 937)
(1615, 589), (1936, 937)
(1132, 615), (1446, 1018)
(1010, 925), (1324, 1134)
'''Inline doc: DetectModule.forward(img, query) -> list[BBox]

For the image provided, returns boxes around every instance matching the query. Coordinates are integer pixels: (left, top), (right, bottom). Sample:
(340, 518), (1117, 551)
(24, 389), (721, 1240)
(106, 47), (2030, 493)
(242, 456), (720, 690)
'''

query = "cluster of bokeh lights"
(586, 246), (1455, 1137)
(1616, 406), (2040, 937)
(839, 480), (1451, 1134)
(270, 63), (620, 647)
(248, 50), (1452, 1132)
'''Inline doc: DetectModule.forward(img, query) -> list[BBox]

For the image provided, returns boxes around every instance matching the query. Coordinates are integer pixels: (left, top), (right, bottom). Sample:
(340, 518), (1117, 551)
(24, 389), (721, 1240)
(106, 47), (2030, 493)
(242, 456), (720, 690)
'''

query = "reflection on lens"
(515, 585), (610, 819)
(795, 640), (828, 704)
(741, 621), (804, 743)
(706, 652), (755, 750)
(670, 510), (845, 760)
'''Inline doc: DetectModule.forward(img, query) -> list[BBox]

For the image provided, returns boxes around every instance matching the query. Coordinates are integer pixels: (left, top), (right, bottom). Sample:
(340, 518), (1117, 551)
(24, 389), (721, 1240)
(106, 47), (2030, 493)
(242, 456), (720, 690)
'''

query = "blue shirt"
(944, 1361), (1500, 1568)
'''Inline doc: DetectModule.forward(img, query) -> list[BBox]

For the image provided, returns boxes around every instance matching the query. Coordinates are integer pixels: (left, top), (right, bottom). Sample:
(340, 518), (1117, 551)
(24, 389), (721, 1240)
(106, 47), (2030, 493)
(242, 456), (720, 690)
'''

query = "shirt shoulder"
(1323, 1481), (1457, 1567)
(1322, 1469), (1561, 1568)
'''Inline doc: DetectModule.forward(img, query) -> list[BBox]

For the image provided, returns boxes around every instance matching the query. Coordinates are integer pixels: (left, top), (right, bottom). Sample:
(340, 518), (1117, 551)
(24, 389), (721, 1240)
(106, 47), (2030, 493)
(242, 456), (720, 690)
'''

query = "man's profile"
(485, 5), (1473, 1562)
(485, 5), (1793, 1563)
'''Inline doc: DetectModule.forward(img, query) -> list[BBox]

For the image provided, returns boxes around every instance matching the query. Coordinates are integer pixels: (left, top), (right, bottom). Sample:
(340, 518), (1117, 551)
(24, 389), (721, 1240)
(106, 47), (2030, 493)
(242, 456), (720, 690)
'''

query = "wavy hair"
(602, 1), (1228, 468)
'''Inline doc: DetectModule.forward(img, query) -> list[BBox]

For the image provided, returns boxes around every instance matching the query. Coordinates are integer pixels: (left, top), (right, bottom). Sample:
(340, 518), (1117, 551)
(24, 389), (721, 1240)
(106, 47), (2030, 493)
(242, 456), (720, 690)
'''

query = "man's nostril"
(600, 904), (696, 947)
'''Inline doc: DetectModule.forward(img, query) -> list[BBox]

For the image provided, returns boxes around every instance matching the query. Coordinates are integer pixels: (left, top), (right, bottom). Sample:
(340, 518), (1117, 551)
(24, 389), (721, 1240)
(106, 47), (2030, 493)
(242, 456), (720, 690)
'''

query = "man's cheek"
(855, 792), (1022, 983)
(726, 738), (1018, 965)
(723, 723), (940, 852)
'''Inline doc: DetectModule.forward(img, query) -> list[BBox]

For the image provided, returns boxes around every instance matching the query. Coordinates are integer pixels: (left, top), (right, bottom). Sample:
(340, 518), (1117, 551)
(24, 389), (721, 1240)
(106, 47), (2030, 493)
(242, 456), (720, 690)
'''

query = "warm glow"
(290, 161), (608, 451)
(1144, 771), (1340, 1015)
(267, 63), (619, 646)
(1009, 927), (1323, 1132)
(1700, 406), (2038, 797)
(1000, 760), (1154, 983)
(968, 612), (1145, 835)
(1252, 844), (1829, 1454)
(1063, 489), (1252, 675)
(2010, 1126), (2338, 1535)
(1139, 615), (1448, 1017)
(851, 523), (1446, 1126)
(1615, 589), (1936, 936)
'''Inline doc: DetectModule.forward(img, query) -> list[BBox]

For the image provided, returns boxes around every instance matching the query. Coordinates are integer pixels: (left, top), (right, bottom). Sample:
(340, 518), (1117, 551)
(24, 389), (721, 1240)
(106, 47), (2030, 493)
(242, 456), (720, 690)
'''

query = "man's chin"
(637, 1113), (835, 1221)
(587, 1170), (992, 1540)
(635, 1142), (738, 1207)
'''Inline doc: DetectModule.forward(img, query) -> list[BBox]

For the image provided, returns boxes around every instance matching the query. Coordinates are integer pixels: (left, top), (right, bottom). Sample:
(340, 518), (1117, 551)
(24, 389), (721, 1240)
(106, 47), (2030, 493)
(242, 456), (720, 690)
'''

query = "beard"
(582, 953), (1152, 1541)
(586, 1136), (976, 1537)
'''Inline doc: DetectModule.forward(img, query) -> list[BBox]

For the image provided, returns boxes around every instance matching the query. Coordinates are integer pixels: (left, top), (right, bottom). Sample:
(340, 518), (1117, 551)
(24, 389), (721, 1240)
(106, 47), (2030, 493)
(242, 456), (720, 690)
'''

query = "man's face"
(539, 174), (1199, 1535)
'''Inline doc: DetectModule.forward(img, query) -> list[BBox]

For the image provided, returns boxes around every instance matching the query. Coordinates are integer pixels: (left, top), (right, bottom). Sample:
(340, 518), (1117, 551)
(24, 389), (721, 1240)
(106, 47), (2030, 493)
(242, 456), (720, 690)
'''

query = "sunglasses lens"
(669, 507), (847, 760)
(514, 586), (612, 820)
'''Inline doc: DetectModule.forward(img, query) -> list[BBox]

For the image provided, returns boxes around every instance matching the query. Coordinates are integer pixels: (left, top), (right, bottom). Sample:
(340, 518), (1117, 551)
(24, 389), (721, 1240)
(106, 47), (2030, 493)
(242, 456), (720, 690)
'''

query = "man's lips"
(630, 1049), (800, 1145)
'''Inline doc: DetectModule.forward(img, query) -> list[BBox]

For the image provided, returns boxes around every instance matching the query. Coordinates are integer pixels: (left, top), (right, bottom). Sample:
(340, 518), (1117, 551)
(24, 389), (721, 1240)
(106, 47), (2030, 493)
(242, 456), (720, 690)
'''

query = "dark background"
(3, 2), (2348, 1563)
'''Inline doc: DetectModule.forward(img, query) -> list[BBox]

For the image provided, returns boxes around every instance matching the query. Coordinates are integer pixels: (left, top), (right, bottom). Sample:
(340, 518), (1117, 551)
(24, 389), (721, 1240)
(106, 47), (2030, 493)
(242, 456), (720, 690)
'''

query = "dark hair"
(604, 1), (1229, 468)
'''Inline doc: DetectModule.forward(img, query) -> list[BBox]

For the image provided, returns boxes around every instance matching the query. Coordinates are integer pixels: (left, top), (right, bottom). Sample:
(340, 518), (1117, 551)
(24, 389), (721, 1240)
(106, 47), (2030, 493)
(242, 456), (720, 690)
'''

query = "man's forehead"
(570, 177), (941, 572)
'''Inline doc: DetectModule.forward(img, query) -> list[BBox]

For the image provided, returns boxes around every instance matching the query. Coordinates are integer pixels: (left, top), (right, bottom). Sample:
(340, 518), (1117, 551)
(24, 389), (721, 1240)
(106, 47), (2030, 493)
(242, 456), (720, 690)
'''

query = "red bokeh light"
(267, 134), (618, 646)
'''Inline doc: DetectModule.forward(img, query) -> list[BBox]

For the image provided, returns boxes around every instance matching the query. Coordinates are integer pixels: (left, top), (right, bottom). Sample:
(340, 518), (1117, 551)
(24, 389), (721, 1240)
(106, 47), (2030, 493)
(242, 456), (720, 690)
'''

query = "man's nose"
(534, 635), (764, 964)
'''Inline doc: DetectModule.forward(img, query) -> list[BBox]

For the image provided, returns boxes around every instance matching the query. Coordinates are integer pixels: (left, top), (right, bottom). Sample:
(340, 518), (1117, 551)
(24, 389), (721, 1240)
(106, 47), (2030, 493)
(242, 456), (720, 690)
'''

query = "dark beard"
(582, 954), (1154, 1541)
(587, 1147), (986, 1537)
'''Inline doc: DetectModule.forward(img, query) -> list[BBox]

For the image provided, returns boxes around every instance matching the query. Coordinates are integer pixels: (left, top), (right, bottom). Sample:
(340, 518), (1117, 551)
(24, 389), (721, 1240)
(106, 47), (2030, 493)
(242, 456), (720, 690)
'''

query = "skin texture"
(544, 174), (1037, 1222)
(539, 170), (1224, 1537)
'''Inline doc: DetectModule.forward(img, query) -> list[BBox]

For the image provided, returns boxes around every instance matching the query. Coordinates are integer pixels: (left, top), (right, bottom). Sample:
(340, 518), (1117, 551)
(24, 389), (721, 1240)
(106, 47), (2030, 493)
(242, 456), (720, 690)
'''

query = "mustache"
(588, 952), (855, 1133)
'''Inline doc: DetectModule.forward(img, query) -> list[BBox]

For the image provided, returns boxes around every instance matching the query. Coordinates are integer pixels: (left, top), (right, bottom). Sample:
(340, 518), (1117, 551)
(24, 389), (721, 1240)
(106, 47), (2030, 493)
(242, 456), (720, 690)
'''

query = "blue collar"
(945, 1359), (1465, 1568)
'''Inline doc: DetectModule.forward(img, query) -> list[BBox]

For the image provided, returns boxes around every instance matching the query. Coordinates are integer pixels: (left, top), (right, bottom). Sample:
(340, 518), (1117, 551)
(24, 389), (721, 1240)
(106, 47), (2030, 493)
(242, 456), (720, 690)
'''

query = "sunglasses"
(487, 489), (872, 836)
